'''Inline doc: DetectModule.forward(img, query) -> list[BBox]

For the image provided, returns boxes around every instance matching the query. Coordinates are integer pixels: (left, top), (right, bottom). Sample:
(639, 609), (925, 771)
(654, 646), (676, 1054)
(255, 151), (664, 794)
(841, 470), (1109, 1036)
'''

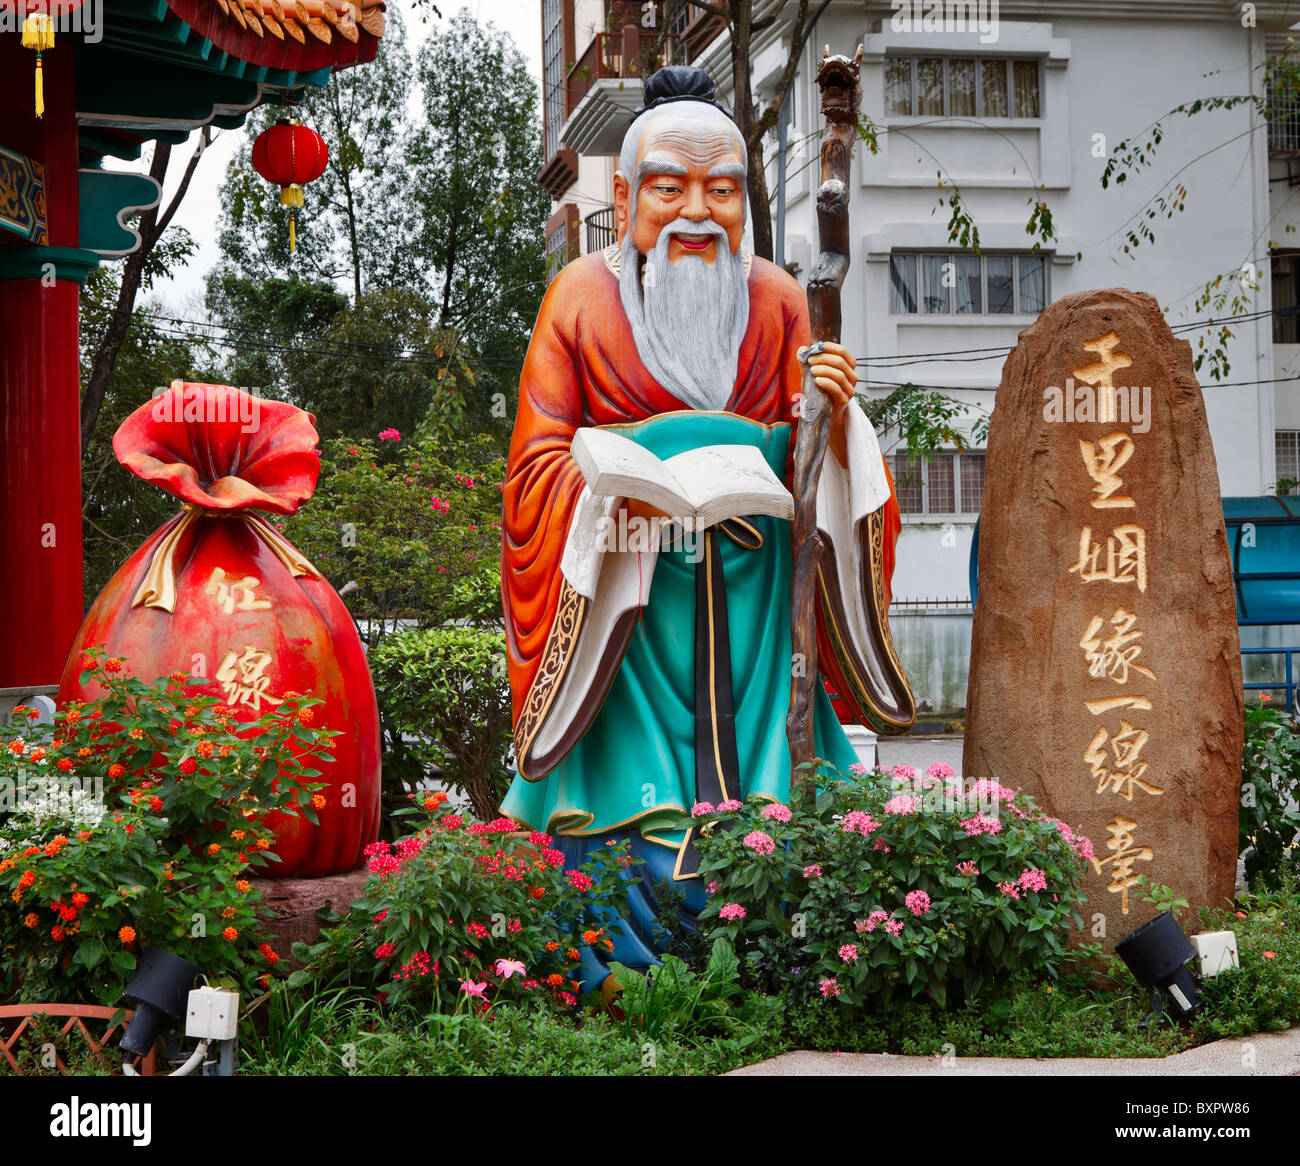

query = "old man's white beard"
(618, 219), (750, 411)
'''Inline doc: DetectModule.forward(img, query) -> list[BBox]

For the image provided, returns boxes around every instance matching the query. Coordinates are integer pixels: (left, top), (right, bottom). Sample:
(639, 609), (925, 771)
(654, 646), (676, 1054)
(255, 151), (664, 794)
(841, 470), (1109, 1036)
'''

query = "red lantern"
(251, 118), (329, 253)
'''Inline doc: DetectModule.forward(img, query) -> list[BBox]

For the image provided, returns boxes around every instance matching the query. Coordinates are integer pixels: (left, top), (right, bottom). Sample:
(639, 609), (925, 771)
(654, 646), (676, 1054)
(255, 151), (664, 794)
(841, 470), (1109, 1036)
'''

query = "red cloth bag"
(58, 382), (381, 877)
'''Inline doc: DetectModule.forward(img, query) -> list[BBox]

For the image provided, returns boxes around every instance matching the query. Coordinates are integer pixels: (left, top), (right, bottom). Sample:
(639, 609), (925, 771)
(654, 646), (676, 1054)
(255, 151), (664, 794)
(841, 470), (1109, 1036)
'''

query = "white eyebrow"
(708, 162), (745, 179)
(639, 158), (689, 177)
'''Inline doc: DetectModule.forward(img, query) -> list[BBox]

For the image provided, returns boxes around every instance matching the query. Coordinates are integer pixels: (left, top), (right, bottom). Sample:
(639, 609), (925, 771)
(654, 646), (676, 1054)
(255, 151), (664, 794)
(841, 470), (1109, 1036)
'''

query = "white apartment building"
(539, 0), (1295, 717)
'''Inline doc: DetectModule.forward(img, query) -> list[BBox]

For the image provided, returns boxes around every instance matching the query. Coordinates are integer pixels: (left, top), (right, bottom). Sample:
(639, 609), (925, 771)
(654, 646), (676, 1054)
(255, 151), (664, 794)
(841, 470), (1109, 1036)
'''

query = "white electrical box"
(185, 985), (240, 1040)
(1190, 930), (1239, 977)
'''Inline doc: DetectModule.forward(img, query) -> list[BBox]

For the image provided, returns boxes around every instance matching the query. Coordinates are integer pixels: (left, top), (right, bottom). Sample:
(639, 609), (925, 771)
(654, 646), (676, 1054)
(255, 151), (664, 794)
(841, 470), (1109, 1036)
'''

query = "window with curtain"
(885, 56), (1041, 118)
(889, 252), (1048, 316)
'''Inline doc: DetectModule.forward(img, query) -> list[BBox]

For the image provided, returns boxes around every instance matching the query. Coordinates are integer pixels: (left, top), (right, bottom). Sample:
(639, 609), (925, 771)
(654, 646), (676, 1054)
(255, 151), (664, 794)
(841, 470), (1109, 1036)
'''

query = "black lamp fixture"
(119, 947), (201, 1058)
(1114, 910), (1202, 1022)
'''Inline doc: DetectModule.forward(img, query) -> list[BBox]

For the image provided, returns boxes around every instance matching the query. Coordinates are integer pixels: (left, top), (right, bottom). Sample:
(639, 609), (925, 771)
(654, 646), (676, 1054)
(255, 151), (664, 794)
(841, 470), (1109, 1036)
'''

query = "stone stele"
(963, 287), (1242, 948)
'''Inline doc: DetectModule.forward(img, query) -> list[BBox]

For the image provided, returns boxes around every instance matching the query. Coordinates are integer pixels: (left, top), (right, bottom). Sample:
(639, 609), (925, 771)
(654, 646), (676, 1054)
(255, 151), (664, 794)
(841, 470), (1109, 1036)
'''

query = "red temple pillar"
(0, 34), (97, 689)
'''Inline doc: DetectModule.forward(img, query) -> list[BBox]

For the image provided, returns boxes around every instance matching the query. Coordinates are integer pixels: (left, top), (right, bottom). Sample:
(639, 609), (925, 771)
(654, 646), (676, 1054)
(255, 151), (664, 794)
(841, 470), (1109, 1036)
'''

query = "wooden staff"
(786, 45), (863, 800)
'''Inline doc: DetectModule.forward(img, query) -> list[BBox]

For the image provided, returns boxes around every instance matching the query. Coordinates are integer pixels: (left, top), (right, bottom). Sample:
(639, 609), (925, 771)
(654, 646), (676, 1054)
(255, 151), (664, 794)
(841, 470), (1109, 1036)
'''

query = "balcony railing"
(585, 205), (616, 253)
(567, 29), (684, 116)
(1268, 86), (1300, 152)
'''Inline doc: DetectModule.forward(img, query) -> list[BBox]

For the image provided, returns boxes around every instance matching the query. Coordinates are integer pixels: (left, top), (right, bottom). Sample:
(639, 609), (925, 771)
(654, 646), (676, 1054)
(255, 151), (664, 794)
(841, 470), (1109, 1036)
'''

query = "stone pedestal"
(964, 288), (1242, 950)
(251, 869), (369, 960)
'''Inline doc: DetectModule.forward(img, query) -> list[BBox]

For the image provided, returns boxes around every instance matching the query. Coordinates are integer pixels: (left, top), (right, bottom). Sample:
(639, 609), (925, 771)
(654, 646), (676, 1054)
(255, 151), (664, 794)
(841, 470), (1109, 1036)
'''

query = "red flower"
(108, 763), (125, 779)
(222, 927), (238, 941)
(119, 926), (136, 944)
(179, 758), (197, 775)
(105, 658), (123, 673)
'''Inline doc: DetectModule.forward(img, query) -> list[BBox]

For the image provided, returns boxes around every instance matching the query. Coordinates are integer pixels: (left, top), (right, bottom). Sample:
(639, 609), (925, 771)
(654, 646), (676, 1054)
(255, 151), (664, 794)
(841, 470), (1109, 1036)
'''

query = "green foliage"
(0, 652), (333, 1005)
(369, 626), (511, 823)
(1240, 700), (1300, 890)
(287, 801), (636, 1014)
(1194, 875), (1300, 1039)
(239, 993), (758, 1076)
(607, 937), (772, 1052)
(862, 383), (990, 467)
(684, 765), (1090, 1009)
(281, 433), (505, 643)
(411, 9), (549, 361)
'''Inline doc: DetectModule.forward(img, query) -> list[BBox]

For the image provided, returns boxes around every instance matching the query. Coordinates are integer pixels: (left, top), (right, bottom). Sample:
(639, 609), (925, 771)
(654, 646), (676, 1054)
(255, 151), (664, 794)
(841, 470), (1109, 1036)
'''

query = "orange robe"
(502, 247), (913, 780)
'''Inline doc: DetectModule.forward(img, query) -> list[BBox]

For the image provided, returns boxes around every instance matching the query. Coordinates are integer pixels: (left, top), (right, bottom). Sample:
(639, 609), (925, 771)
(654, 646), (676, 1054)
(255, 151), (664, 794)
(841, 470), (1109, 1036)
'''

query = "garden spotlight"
(119, 947), (201, 1058)
(1114, 911), (1202, 1022)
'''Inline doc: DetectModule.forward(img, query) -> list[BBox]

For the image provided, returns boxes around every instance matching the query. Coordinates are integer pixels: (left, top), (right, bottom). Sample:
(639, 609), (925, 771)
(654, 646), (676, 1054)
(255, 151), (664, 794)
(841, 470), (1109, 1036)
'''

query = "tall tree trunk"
(80, 131), (210, 450)
(438, 104), (463, 328)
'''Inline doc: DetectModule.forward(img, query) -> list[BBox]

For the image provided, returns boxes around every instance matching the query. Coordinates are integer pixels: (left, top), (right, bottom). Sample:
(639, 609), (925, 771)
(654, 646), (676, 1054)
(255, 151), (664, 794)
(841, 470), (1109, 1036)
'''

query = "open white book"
(571, 426), (793, 531)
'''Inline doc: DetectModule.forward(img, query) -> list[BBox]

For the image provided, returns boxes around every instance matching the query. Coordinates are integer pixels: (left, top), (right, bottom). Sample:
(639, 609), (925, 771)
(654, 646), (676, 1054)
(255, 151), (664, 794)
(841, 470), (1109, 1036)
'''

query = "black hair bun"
(634, 66), (734, 120)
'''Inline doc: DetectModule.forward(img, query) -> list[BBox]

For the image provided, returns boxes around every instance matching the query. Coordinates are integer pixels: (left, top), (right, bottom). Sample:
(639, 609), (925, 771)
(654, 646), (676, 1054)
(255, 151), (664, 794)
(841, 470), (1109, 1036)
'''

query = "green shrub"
(686, 763), (1091, 1008)
(1240, 699), (1300, 889)
(289, 797), (637, 1013)
(0, 650), (331, 1005)
(369, 625), (512, 823)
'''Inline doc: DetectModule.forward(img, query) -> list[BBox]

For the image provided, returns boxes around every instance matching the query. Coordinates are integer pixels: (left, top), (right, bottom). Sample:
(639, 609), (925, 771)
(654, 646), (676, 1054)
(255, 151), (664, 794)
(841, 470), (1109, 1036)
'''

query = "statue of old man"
(500, 65), (914, 986)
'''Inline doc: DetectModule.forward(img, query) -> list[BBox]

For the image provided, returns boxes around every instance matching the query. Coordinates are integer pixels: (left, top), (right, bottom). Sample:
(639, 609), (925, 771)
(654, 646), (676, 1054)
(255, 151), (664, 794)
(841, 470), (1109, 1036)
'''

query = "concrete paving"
(727, 1026), (1300, 1076)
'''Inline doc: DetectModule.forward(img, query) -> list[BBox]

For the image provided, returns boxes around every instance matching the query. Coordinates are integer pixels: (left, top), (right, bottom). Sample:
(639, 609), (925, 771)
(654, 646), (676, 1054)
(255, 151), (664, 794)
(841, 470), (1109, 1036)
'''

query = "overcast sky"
(134, 0), (543, 312)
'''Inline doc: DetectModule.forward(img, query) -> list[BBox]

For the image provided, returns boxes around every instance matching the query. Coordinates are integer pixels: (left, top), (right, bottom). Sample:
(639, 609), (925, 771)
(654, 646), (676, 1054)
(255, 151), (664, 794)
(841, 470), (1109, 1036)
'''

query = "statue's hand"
(797, 341), (856, 467)
(798, 341), (858, 410)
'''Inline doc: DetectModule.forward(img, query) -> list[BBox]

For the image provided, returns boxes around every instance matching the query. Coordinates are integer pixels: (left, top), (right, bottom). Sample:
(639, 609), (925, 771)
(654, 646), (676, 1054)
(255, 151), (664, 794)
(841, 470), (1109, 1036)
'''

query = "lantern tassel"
(22, 15), (54, 119)
(281, 184), (304, 208)
(289, 211), (296, 254)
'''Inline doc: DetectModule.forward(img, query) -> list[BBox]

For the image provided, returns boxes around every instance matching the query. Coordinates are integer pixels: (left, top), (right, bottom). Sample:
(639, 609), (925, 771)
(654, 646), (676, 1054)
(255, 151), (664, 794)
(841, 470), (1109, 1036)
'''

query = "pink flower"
(883, 919), (904, 937)
(858, 909), (889, 934)
(840, 810), (879, 836)
(494, 958), (527, 979)
(430, 495), (450, 514)
(883, 794), (917, 816)
(905, 890), (931, 917)
(848, 762), (868, 776)
(378, 427), (401, 441)
(959, 812), (1002, 838)
(803, 864), (823, 878)
(566, 870), (595, 891)
(1018, 867), (1048, 894)
(690, 801), (716, 817)
(819, 978), (840, 998)
(718, 799), (743, 813)
(872, 840), (890, 852)
(839, 943), (859, 963)
(459, 979), (488, 999)
(926, 763), (955, 780)
(743, 830), (776, 856)
(441, 814), (465, 830)
(956, 860), (979, 877)
(706, 880), (720, 894)
(528, 831), (553, 847)
(718, 902), (746, 922)
(998, 881), (1022, 900)
(890, 765), (917, 782)
(760, 803), (792, 823)
(970, 779), (1018, 806)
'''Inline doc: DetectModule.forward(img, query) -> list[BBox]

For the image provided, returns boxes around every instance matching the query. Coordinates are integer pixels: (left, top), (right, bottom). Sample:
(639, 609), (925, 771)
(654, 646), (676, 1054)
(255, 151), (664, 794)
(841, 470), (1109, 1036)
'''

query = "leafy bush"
(1240, 698), (1300, 889)
(0, 650), (333, 1005)
(289, 795), (637, 1013)
(687, 763), (1091, 1008)
(282, 433), (505, 646)
(370, 625), (512, 823)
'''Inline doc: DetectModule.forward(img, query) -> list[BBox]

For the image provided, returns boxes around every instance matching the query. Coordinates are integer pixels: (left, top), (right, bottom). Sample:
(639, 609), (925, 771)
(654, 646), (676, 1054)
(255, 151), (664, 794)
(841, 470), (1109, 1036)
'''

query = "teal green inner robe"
(501, 411), (859, 863)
